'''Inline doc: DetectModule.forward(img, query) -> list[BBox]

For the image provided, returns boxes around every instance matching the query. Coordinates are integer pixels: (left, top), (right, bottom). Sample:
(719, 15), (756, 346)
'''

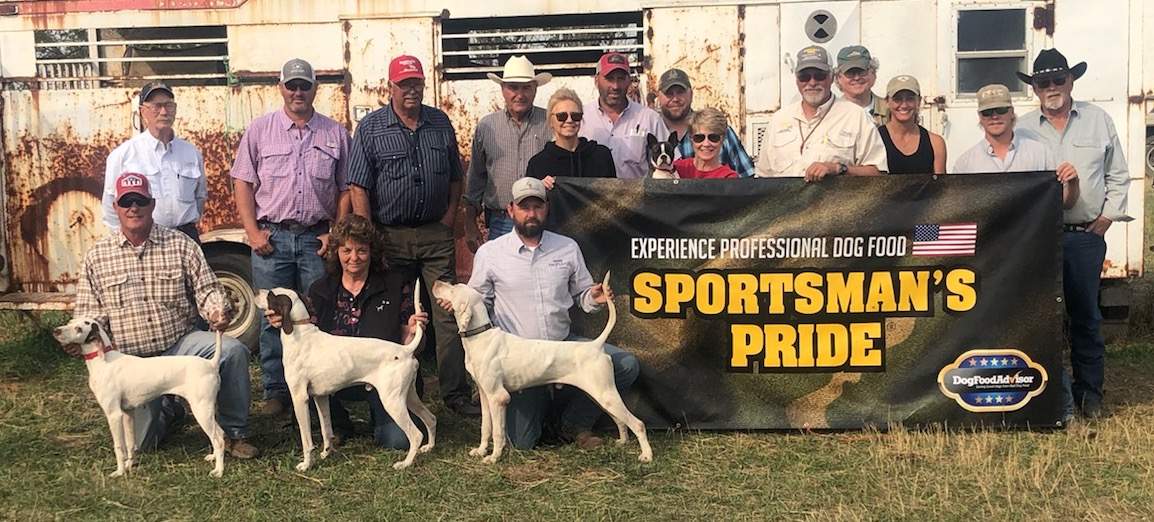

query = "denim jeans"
(1061, 230), (1107, 413)
(485, 209), (514, 240)
(504, 339), (640, 450)
(327, 378), (428, 449)
(252, 224), (327, 400)
(133, 330), (251, 451)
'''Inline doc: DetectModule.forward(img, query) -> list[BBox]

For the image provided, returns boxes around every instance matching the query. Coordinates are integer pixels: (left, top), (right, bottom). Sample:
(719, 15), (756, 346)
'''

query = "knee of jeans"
(373, 426), (411, 450)
(613, 353), (641, 387)
(507, 428), (540, 450)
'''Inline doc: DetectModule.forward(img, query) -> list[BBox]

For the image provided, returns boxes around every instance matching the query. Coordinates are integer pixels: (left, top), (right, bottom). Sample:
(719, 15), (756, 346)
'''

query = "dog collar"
(460, 323), (494, 338)
(292, 319), (313, 326)
(82, 345), (114, 360)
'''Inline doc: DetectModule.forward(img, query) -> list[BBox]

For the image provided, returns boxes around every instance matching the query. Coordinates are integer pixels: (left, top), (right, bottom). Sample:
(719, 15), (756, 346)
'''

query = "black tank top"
(878, 125), (935, 175)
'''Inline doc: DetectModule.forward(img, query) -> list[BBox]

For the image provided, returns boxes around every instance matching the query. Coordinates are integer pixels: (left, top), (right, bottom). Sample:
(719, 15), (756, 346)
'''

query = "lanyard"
(797, 109), (829, 155)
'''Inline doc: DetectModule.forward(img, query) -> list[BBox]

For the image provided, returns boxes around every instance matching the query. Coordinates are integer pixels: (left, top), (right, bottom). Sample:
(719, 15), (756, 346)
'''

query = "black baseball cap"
(139, 81), (174, 105)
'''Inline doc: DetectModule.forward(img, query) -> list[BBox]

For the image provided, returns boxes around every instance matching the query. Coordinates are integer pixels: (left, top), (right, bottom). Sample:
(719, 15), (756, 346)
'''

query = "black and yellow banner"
(552, 173), (1064, 429)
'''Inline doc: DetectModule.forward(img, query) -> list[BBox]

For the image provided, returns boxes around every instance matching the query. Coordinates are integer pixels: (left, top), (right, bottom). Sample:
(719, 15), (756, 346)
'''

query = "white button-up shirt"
(103, 131), (206, 230)
(755, 95), (888, 177)
(953, 132), (1055, 173)
(579, 100), (669, 180)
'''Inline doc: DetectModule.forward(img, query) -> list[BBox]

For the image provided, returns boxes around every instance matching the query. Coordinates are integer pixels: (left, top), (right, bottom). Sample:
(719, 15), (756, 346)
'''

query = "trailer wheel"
(205, 249), (259, 351)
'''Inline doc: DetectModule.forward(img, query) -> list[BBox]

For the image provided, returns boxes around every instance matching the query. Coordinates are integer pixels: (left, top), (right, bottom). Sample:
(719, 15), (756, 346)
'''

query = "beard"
(802, 88), (830, 107)
(515, 219), (543, 239)
(1042, 94), (1067, 111)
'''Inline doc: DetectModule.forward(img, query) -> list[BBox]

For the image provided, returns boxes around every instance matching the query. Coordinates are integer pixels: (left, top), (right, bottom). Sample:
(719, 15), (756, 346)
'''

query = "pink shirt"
(673, 158), (738, 179)
(230, 109), (349, 225)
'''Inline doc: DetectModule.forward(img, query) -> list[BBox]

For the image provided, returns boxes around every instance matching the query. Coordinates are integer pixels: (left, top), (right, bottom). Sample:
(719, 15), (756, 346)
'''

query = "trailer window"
(955, 9), (1028, 94)
(33, 26), (228, 89)
(440, 12), (644, 80)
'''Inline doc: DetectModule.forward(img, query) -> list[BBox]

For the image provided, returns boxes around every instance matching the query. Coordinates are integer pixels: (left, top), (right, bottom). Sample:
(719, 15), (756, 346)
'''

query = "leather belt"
(1063, 223), (1092, 233)
(260, 219), (330, 234)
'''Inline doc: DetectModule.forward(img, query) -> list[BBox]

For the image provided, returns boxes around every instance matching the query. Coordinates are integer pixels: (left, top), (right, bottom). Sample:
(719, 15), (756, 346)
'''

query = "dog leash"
(459, 323), (494, 338)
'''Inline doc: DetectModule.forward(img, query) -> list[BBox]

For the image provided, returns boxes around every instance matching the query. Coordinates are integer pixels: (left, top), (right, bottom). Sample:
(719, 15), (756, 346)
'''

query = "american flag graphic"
(911, 223), (978, 256)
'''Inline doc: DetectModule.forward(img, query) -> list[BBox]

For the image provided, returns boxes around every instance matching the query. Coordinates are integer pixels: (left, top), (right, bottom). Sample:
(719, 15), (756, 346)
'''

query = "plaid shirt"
(74, 225), (231, 356)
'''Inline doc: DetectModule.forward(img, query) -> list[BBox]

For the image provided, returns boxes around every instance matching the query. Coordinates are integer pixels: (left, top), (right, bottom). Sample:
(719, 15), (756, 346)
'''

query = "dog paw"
(124, 458), (135, 468)
(320, 449), (331, 459)
(295, 461), (311, 472)
(204, 453), (215, 462)
(109, 469), (125, 478)
(638, 453), (653, 463)
(210, 468), (223, 478)
(482, 455), (500, 465)
(418, 444), (434, 454)
(469, 447), (487, 457)
(392, 460), (411, 470)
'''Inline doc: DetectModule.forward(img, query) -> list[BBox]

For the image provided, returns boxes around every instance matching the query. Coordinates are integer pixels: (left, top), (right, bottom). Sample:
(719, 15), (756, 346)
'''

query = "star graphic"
(1001, 358), (1010, 366)
(994, 395), (1004, 403)
(980, 358), (989, 366)
(967, 358), (977, 367)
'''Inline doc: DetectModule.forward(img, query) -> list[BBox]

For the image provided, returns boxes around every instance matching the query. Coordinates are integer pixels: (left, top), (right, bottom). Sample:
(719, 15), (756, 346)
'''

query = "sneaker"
(225, 438), (261, 459)
(574, 431), (604, 450)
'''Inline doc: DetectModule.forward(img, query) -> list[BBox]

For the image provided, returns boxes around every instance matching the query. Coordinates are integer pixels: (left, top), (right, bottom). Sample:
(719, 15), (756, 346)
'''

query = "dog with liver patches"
(254, 285), (435, 471)
(432, 273), (652, 464)
(52, 317), (227, 477)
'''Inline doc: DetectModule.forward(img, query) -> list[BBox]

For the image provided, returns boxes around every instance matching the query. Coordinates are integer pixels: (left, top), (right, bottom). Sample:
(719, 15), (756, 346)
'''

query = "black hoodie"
(525, 137), (617, 180)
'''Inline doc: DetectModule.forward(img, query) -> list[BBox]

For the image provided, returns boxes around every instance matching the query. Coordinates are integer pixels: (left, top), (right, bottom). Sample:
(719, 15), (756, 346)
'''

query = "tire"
(205, 249), (260, 351)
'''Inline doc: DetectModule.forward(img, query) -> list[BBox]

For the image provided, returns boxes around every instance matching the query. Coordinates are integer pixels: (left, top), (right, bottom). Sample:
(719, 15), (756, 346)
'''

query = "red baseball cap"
(115, 172), (152, 201)
(389, 55), (425, 83)
(596, 52), (631, 77)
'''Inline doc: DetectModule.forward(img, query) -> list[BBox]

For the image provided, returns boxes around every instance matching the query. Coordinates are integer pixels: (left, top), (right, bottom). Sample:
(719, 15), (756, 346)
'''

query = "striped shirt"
(229, 109), (349, 225)
(347, 104), (464, 226)
(102, 131), (206, 230)
(465, 107), (552, 209)
(74, 225), (231, 357)
(953, 133), (1055, 174)
(675, 124), (756, 178)
(580, 100), (670, 180)
(467, 230), (601, 341)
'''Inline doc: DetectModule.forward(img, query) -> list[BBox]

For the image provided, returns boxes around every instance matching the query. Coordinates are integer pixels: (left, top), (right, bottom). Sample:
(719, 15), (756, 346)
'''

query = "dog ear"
(457, 297), (473, 329)
(646, 132), (658, 149)
(270, 294), (294, 335)
(668, 131), (680, 146)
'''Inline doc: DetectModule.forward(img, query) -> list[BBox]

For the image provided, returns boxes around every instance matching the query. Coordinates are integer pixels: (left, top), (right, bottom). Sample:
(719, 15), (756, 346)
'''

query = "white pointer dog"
(52, 318), (227, 477)
(254, 285), (435, 471)
(432, 273), (653, 464)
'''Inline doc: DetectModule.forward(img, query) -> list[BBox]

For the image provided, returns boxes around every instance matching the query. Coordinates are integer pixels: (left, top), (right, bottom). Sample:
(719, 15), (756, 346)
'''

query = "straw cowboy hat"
(487, 55), (552, 85)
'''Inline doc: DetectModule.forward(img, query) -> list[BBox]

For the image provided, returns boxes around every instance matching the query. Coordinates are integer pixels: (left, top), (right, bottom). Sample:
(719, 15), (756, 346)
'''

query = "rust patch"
(182, 129), (242, 233)
(1033, 3), (1055, 36)
(15, 175), (104, 290)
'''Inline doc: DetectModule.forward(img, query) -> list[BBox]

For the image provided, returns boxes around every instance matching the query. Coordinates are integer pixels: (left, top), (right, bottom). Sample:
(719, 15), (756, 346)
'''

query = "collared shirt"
(103, 131), (206, 230)
(230, 109), (349, 225)
(953, 132), (1055, 173)
(866, 91), (890, 126)
(74, 225), (231, 357)
(579, 100), (670, 180)
(347, 104), (464, 226)
(1018, 101), (1131, 224)
(675, 124), (756, 178)
(755, 95), (889, 177)
(467, 230), (600, 341)
(465, 107), (552, 209)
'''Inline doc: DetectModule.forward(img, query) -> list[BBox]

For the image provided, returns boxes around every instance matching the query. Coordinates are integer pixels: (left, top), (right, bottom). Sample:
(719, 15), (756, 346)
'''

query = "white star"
(994, 395), (1004, 403)
(967, 359), (977, 367)
(980, 358), (989, 366)
(1001, 358), (1010, 366)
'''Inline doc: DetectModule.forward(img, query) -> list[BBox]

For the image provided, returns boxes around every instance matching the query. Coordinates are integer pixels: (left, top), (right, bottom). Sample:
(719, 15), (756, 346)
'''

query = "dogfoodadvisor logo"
(937, 349), (1047, 412)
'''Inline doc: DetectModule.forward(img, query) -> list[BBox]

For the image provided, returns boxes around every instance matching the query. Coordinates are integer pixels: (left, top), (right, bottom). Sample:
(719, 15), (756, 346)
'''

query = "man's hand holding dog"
(61, 343), (82, 358)
(403, 312), (429, 344)
(207, 309), (233, 332)
(589, 283), (614, 304)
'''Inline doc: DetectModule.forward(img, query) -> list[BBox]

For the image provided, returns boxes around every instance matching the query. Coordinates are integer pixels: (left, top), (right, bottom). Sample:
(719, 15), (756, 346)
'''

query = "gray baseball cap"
(795, 45), (832, 73)
(280, 58), (316, 84)
(659, 68), (692, 92)
(138, 81), (173, 105)
(511, 177), (547, 204)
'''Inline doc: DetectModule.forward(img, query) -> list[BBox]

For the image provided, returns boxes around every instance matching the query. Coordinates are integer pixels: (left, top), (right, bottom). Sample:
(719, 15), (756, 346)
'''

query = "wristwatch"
(836, 162), (848, 176)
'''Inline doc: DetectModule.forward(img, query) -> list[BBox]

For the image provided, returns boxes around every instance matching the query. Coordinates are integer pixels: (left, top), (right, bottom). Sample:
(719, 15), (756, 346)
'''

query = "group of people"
(65, 40), (1128, 461)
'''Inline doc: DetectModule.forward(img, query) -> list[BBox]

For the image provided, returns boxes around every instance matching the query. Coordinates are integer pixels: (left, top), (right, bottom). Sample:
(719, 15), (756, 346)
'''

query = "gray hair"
(547, 87), (584, 114)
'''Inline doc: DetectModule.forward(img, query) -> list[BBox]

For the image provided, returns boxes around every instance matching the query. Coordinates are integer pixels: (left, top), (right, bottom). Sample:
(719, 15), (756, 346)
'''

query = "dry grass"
(1, 310), (1152, 520)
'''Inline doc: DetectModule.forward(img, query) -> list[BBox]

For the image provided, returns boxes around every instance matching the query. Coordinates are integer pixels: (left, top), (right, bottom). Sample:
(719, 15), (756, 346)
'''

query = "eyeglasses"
(284, 80), (314, 92)
(117, 194), (154, 208)
(842, 68), (870, 79)
(553, 112), (583, 123)
(1033, 76), (1068, 90)
(391, 81), (423, 92)
(691, 133), (722, 144)
(141, 101), (177, 112)
(796, 71), (829, 83)
(979, 106), (1011, 118)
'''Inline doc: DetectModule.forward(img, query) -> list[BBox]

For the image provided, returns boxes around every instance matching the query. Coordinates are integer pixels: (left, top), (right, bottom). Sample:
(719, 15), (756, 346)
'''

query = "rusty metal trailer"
(0, 0), (1149, 345)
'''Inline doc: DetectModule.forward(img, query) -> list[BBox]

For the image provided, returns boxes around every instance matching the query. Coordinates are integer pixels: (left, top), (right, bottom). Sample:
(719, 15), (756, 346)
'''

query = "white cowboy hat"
(487, 55), (552, 85)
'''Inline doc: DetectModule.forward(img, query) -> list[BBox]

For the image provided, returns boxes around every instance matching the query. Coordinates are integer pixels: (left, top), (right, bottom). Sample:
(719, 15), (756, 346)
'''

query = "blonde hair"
(547, 87), (584, 114)
(690, 107), (728, 136)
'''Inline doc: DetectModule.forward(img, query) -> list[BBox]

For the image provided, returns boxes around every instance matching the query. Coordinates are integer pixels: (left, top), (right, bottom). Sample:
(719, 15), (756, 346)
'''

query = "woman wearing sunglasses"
(526, 88), (616, 189)
(672, 108), (738, 179)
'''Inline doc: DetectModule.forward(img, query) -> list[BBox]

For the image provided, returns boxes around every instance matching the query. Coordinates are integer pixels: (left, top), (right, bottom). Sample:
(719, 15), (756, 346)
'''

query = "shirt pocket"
(770, 131), (800, 173)
(310, 143), (340, 181)
(149, 269), (186, 307)
(105, 274), (139, 309)
(259, 144), (294, 178)
(379, 142), (411, 180)
(823, 131), (857, 163)
(616, 134), (647, 170)
(1071, 138), (1106, 176)
(176, 162), (201, 202)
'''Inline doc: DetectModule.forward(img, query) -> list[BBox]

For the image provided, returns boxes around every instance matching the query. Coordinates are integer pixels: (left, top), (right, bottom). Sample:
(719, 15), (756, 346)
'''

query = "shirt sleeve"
(195, 148), (208, 216)
(724, 126), (757, 178)
(334, 129), (350, 192)
(570, 243), (602, 313)
(229, 125), (259, 184)
(464, 121), (488, 206)
(651, 112), (671, 141)
(755, 136), (774, 177)
(466, 246), (496, 309)
(1100, 116), (1132, 222)
(856, 115), (889, 172)
(346, 119), (376, 190)
(447, 125), (465, 182)
(102, 146), (124, 230)
(74, 252), (110, 335)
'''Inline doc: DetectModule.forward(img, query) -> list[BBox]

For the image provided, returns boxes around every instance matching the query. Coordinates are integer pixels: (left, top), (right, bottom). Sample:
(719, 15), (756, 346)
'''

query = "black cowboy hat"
(1016, 48), (1087, 85)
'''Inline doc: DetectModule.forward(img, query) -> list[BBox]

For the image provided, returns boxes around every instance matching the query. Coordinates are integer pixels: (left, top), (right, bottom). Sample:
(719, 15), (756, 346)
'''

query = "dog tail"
(593, 271), (616, 345)
(212, 330), (223, 369)
(401, 277), (425, 355)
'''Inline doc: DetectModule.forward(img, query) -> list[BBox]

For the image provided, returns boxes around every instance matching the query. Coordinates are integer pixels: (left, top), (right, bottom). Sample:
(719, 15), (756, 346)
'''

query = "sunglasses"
(553, 112), (583, 123)
(692, 133), (722, 144)
(796, 71), (829, 83)
(284, 80), (314, 92)
(117, 194), (154, 208)
(1033, 76), (1068, 90)
(979, 106), (1011, 117)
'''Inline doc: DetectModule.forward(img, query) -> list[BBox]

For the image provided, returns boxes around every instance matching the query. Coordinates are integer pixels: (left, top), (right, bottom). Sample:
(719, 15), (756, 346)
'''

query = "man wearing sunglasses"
(348, 55), (479, 418)
(102, 81), (206, 242)
(231, 58), (351, 418)
(579, 52), (670, 180)
(464, 55), (553, 246)
(834, 46), (889, 126)
(1016, 49), (1131, 421)
(755, 45), (887, 181)
(73, 172), (258, 458)
(657, 68), (755, 178)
